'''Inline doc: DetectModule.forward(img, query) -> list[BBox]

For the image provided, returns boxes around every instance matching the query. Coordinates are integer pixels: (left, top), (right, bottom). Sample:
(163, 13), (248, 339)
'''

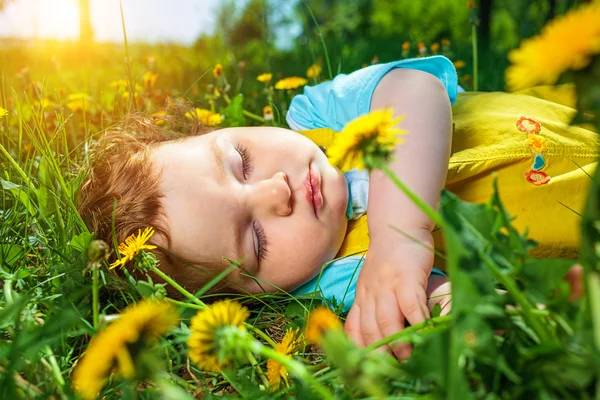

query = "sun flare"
(36, 0), (79, 40)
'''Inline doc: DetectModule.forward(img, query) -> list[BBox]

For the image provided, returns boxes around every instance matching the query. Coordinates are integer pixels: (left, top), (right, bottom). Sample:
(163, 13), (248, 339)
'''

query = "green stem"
(44, 345), (66, 389)
(471, 24), (479, 91)
(246, 324), (277, 347)
(482, 253), (551, 343)
(380, 163), (445, 228)
(159, 272), (274, 346)
(304, 3), (333, 80)
(165, 298), (205, 310)
(0, 142), (36, 192)
(249, 342), (335, 400)
(92, 262), (100, 329)
(120, 0), (135, 113)
(587, 272), (600, 352)
(246, 350), (270, 388)
(149, 266), (206, 308)
(4, 278), (14, 303)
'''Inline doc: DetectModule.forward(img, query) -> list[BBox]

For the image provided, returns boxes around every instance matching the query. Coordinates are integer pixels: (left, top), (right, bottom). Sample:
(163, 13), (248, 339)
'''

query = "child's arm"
(344, 68), (453, 357)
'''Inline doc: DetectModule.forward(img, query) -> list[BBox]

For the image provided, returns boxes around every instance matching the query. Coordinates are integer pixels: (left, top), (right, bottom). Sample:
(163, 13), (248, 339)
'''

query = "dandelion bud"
(87, 240), (109, 263)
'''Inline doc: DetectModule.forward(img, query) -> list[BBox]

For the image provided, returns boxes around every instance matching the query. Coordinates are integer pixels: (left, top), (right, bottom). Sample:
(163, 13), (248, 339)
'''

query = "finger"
(360, 299), (384, 348)
(566, 264), (584, 302)
(374, 292), (408, 358)
(397, 286), (429, 327)
(345, 304), (366, 347)
(439, 295), (452, 316)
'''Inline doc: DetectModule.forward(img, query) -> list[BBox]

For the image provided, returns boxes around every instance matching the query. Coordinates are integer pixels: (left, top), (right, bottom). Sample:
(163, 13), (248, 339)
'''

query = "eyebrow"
(211, 138), (227, 181)
(210, 137), (246, 264)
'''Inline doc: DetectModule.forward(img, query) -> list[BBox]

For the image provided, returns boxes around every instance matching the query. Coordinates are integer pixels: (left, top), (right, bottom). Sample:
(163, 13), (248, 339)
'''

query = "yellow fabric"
(299, 86), (600, 263)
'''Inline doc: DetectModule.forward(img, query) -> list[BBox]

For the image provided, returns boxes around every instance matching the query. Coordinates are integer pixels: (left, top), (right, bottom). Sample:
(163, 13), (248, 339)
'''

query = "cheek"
(275, 220), (342, 265)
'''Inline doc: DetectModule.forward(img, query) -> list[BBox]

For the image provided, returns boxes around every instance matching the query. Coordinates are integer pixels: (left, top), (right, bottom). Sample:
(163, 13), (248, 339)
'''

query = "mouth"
(304, 163), (323, 218)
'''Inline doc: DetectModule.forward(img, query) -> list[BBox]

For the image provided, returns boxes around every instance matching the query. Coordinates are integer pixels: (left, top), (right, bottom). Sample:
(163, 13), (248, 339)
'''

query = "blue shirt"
(289, 56), (456, 312)
(286, 55), (458, 131)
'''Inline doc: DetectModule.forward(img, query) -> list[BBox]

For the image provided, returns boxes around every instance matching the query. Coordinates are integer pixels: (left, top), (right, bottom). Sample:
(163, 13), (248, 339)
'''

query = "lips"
(304, 164), (323, 217)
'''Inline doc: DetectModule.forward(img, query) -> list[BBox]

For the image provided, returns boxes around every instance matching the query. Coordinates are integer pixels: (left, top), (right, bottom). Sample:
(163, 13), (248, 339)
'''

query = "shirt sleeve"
(292, 256), (446, 313)
(287, 55), (458, 131)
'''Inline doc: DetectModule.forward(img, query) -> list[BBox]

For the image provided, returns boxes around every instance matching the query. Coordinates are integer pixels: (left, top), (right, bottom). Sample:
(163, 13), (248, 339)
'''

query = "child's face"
(151, 127), (349, 292)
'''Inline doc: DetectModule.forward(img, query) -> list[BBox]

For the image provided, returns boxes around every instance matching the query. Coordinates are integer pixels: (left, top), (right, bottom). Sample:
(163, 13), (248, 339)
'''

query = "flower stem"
(380, 163), (445, 228)
(246, 324), (277, 347)
(482, 252), (552, 343)
(587, 272), (600, 351)
(92, 262), (100, 329)
(245, 350), (270, 388)
(249, 341), (335, 400)
(149, 266), (206, 309)
(165, 298), (205, 310)
(0, 142), (36, 192)
(471, 23), (479, 91)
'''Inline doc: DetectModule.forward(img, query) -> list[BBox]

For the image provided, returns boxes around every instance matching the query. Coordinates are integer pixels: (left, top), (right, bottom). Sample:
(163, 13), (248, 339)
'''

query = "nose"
(248, 172), (292, 217)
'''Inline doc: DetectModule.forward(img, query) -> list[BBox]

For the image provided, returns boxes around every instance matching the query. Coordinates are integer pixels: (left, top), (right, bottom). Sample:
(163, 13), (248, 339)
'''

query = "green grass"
(0, 17), (599, 399)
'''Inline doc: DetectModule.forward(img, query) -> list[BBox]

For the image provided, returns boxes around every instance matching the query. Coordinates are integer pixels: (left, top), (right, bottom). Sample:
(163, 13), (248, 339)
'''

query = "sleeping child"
(78, 56), (598, 358)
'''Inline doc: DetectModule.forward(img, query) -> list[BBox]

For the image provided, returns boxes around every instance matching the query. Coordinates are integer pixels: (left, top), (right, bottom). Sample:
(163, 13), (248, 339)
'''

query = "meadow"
(1, 1), (600, 398)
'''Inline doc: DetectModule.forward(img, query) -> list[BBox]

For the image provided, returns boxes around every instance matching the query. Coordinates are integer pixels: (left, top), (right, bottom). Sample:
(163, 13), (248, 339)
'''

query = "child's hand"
(426, 274), (452, 316)
(345, 238), (435, 359)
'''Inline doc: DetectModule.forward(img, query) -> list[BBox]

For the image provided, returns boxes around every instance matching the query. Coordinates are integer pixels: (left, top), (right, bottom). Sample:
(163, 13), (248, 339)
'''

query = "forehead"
(151, 133), (238, 262)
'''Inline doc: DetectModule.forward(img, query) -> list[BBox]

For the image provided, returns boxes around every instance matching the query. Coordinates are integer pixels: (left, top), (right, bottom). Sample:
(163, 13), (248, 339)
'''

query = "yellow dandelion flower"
(143, 71), (158, 90)
(524, 133), (547, 153)
(109, 227), (157, 269)
(506, 1), (600, 91)
(430, 43), (440, 53)
(66, 93), (92, 113)
(441, 38), (451, 46)
(0, 107), (8, 118)
(121, 91), (141, 100)
(185, 108), (223, 126)
(267, 328), (304, 390)
(213, 63), (224, 78)
(306, 64), (322, 79)
(72, 300), (178, 400)
(151, 110), (168, 126)
(34, 98), (55, 110)
(109, 79), (129, 90)
(327, 108), (405, 171)
(263, 105), (274, 121)
(453, 60), (466, 70)
(274, 76), (308, 90)
(187, 300), (250, 372)
(257, 73), (273, 83)
(306, 307), (343, 344)
(402, 41), (411, 51)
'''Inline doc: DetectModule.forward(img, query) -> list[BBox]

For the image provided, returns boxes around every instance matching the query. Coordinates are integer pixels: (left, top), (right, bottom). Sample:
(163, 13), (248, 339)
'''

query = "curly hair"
(77, 113), (238, 296)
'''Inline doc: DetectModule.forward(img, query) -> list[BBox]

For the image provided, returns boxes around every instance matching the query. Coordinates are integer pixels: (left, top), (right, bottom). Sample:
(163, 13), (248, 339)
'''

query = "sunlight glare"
(36, 0), (79, 40)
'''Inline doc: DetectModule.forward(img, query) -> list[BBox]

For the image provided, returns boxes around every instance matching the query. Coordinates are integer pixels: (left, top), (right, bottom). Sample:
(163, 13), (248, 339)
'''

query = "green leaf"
(521, 259), (574, 304)
(221, 94), (245, 127)
(36, 156), (58, 217)
(69, 231), (94, 253)
(0, 178), (37, 216)
(0, 244), (24, 268)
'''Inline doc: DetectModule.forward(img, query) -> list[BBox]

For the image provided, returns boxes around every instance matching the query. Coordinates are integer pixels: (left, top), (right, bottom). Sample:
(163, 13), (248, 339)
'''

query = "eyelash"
(253, 221), (268, 263)
(236, 144), (252, 180)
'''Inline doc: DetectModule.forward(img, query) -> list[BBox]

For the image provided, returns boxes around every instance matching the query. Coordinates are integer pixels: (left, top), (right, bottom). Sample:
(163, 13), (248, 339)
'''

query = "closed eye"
(252, 221), (268, 264)
(236, 144), (252, 180)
